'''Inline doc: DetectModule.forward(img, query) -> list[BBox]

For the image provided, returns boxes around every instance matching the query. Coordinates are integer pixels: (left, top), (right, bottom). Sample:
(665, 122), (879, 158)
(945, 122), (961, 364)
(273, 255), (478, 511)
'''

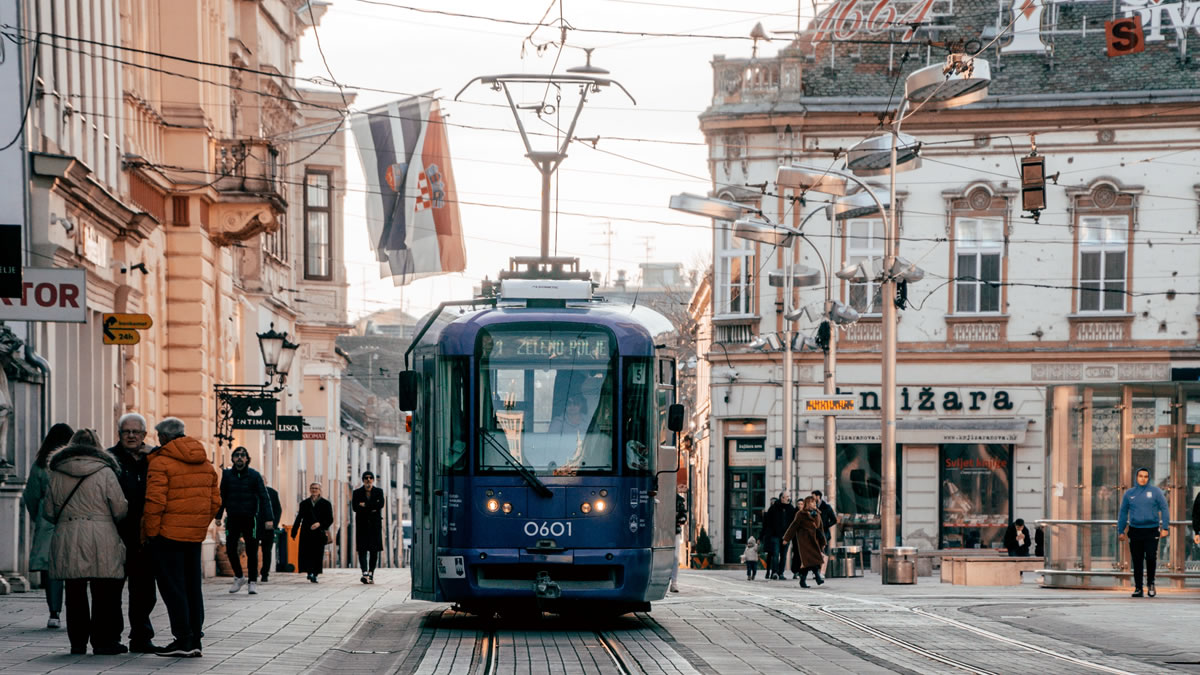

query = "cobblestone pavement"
(0, 568), (1198, 674)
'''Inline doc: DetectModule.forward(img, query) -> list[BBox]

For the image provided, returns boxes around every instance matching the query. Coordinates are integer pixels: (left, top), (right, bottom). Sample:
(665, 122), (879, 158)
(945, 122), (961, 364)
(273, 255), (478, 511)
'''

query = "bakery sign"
(809, 0), (1199, 53)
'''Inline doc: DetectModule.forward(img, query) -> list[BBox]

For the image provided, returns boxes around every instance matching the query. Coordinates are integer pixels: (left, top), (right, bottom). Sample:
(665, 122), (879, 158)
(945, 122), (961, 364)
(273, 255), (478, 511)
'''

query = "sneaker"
(155, 639), (200, 658)
(129, 642), (162, 654)
(247, 582), (257, 595)
(368, 574), (375, 585)
(93, 643), (128, 655)
(46, 617), (60, 629)
(229, 577), (247, 593)
(360, 574), (369, 584)
(1131, 589), (1144, 598)
(1148, 584), (1156, 598)
(260, 573), (269, 583)
(669, 582), (679, 593)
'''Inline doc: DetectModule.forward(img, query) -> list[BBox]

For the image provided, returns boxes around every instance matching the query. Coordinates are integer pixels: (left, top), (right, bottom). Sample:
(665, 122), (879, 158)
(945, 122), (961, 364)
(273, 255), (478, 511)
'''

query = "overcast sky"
(293, 0), (808, 319)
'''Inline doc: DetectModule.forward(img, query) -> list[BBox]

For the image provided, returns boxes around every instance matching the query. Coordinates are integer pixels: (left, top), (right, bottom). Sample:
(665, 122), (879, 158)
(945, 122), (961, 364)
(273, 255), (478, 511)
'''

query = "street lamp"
(258, 323), (300, 386)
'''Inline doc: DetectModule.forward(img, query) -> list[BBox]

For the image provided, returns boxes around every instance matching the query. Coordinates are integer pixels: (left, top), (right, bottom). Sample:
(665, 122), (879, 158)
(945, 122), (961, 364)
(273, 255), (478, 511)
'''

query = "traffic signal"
(1021, 155), (1046, 215)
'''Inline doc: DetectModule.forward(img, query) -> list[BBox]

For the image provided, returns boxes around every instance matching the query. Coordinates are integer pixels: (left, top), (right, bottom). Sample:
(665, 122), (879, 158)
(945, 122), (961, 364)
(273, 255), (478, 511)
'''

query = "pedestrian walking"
(259, 479), (282, 583)
(1003, 518), (1032, 557)
(762, 493), (796, 580)
(292, 482), (333, 582)
(21, 422), (73, 629)
(43, 428), (129, 655)
(783, 496), (827, 588)
(812, 490), (838, 552)
(216, 446), (273, 595)
(1192, 488), (1199, 548)
(741, 536), (760, 580)
(352, 471), (385, 584)
(108, 413), (160, 652)
(143, 417), (221, 658)
(1116, 467), (1169, 598)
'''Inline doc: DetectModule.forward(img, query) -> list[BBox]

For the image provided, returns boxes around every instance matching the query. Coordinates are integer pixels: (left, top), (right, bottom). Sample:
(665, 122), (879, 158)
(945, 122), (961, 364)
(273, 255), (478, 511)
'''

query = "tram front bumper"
(439, 547), (653, 600)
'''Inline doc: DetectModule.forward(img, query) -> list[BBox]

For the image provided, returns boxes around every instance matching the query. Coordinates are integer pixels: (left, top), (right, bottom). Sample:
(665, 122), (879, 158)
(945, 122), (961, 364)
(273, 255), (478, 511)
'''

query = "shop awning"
(804, 417), (1029, 445)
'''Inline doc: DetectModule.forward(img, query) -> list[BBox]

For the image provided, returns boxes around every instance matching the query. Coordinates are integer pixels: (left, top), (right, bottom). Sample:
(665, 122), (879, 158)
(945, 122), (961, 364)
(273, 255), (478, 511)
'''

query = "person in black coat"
(257, 482), (283, 582)
(1192, 490), (1200, 548)
(215, 447), (272, 592)
(351, 471), (385, 584)
(108, 413), (160, 652)
(291, 483), (334, 582)
(1003, 518), (1032, 557)
(812, 490), (838, 553)
(762, 493), (796, 580)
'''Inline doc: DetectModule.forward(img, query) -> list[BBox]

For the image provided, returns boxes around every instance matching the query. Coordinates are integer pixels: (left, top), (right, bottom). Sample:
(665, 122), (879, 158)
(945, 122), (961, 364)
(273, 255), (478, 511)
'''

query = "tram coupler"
(534, 571), (561, 600)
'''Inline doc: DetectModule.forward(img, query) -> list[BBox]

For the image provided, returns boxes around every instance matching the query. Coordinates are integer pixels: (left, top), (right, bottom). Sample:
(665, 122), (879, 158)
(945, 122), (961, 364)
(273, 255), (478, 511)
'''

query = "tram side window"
(438, 357), (470, 473)
(657, 357), (676, 449)
(623, 358), (654, 472)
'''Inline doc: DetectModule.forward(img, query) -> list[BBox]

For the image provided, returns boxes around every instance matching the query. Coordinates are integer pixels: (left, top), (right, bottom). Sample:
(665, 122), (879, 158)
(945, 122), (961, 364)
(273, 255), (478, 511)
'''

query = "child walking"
(742, 536), (760, 580)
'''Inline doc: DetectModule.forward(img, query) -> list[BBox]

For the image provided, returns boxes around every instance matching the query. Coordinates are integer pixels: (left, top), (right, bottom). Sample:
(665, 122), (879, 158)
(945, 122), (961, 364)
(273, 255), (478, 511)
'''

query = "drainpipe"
(24, 335), (50, 443)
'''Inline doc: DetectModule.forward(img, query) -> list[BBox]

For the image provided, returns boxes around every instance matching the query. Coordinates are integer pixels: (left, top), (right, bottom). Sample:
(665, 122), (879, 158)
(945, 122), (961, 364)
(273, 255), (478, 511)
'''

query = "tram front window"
(478, 327), (616, 475)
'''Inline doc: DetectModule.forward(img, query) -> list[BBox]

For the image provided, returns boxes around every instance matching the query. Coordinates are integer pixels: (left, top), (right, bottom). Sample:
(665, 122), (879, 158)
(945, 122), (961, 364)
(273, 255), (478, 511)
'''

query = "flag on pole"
(351, 96), (466, 284)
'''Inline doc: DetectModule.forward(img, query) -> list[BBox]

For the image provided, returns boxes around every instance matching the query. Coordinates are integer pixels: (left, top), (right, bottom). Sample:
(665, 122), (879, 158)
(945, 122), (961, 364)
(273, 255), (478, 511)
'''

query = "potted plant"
(691, 527), (715, 569)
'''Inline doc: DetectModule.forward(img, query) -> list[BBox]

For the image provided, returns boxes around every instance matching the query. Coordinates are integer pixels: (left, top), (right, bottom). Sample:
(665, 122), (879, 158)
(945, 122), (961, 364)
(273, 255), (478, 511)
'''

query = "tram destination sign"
(486, 333), (610, 361)
(804, 396), (856, 414)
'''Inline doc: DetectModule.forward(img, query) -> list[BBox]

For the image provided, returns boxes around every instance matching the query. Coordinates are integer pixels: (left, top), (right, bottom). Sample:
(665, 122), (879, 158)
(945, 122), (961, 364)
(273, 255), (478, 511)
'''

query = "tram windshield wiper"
(479, 428), (553, 498)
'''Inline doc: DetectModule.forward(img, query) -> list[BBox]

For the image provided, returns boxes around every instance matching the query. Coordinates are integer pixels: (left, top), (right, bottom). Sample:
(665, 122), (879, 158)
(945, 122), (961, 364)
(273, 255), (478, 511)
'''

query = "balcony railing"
(213, 138), (283, 204)
(711, 51), (805, 107)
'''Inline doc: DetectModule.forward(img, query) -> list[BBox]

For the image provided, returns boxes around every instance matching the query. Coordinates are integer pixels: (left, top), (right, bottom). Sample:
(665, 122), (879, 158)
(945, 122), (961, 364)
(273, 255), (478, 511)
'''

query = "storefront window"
(836, 443), (901, 551)
(940, 444), (1012, 549)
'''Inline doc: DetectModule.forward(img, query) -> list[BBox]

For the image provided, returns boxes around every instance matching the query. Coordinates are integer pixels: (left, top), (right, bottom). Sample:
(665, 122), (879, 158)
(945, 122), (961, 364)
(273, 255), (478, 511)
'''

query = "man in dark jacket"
(215, 446), (272, 595)
(1193, 490), (1200, 548)
(762, 493), (796, 580)
(812, 490), (838, 553)
(258, 479), (283, 582)
(109, 412), (160, 653)
(352, 471), (385, 584)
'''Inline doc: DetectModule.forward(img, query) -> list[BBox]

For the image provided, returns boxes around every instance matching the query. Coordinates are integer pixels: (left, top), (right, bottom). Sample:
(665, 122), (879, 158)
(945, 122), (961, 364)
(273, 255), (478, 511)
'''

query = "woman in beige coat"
(43, 429), (128, 655)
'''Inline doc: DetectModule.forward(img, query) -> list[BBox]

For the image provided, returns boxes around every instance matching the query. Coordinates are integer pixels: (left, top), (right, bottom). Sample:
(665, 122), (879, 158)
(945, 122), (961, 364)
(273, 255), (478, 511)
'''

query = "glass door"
(724, 467), (765, 563)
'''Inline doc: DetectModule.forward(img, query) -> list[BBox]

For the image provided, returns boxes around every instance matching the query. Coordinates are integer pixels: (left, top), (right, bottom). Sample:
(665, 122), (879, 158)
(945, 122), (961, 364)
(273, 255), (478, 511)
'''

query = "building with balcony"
(692, 0), (1200, 579)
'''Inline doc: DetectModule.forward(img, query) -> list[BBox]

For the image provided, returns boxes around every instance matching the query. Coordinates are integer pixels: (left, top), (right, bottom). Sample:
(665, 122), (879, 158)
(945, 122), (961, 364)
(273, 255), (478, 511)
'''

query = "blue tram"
(398, 269), (685, 616)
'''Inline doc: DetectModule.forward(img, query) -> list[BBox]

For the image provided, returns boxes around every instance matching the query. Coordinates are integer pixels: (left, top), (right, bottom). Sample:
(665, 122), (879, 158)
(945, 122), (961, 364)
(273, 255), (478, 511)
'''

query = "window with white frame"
(953, 217), (1004, 313)
(715, 220), (754, 315)
(1078, 215), (1128, 313)
(305, 171), (332, 280)
(845, 218), (884, 315)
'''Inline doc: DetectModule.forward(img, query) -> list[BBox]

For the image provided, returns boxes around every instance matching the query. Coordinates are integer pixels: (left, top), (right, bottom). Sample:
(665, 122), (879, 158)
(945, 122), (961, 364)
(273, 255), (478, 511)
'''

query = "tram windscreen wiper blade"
(479, 429), (553, 498)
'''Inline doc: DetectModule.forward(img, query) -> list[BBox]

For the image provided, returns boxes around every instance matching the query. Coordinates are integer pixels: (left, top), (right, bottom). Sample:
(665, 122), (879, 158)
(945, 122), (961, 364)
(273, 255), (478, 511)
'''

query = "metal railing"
(1034, 518), (1200, 589)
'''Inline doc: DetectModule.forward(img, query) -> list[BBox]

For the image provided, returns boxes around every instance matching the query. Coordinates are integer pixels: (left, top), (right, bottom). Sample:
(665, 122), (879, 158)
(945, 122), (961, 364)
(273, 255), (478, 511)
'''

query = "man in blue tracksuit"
(1116, 467), (1169, 598)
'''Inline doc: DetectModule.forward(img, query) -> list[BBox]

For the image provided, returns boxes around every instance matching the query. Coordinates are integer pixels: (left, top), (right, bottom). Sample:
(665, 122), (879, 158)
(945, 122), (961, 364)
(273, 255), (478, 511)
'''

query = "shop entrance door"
(725, 467), (765, 563)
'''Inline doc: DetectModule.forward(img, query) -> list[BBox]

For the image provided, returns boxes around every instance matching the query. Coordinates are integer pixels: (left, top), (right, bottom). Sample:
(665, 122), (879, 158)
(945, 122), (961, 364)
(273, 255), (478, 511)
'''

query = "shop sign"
(806, 426), (1025, 445)
(847, 386), (1015, 413)
(276, 415), (303, 441)
(735, 439), (764, 452)
(0, 225), (20, 298)
(0, 267), (86, 322)
(230, 396), (277, 430)
(303, 416), (327, 440)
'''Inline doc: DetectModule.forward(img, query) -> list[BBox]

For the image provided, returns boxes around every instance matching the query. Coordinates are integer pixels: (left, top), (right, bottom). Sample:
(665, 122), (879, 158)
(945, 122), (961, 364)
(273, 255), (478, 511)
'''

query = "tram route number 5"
(525, 521), (573, 537)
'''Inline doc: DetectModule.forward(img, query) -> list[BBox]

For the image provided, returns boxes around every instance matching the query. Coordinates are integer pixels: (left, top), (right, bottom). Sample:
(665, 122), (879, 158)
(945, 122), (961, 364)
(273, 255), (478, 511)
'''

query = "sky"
(292, 0), (810, 320)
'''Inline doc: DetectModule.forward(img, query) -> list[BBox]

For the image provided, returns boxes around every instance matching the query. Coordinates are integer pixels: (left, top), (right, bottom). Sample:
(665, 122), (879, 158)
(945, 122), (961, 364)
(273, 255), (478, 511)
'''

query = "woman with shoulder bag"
(291, 482), (333, 583)
(43, 429), (129, 655)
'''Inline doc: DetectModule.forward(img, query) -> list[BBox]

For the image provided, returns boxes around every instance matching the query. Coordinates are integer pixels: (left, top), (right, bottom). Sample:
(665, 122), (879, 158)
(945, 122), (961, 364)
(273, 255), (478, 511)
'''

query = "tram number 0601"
(524, 521), (573, 537)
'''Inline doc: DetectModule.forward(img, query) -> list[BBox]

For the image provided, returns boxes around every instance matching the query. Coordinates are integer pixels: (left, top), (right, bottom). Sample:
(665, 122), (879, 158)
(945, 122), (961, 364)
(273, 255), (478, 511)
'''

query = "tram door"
(725, 468), (765, 563)
(410, 360), (439, 600)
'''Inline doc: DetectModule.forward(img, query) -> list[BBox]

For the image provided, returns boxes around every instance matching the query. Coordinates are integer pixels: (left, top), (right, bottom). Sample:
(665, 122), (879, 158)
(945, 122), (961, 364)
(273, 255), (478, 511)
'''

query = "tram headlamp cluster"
(580, 499), (607, 514)
(486, 499), (500, 512)
(581, 502), (592, 514)
(594, 499), (606, 513)
(501, 502), (512, 514)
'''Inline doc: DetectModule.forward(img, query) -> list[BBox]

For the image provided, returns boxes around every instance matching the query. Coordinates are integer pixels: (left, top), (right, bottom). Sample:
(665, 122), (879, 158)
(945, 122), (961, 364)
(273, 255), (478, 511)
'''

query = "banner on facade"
(0, 267), (86, 322)
(276, 415), (304, 440)
(0, 225), (21, 298)
(230, 396), (277, 430)
(351, 95), (466, 286)
(303, 416), (327, 440)
(806, 418), (1027, 445)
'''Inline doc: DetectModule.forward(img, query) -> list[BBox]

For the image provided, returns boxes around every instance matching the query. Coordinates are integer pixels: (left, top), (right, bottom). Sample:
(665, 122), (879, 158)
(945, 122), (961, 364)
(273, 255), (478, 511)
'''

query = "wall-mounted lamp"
(50, 214), (75, 234)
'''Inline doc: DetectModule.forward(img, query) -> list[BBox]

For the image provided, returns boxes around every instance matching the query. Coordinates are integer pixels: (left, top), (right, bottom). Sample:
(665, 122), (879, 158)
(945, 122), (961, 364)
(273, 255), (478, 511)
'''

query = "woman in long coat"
(21, 423), (74, 629)
(351, 471), (385, 584)
(43, 429), (129, 654)
(292, 482), (334, 582)
(782, 496), (827, 588)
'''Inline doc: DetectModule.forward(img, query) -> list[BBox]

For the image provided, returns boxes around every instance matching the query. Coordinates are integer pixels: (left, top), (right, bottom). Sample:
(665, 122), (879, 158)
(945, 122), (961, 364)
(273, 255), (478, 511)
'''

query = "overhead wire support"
(456, 70), (635, 260)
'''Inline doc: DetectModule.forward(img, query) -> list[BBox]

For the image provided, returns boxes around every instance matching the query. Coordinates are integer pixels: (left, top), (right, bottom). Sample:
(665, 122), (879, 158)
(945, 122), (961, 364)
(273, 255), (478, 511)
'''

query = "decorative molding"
(844, 321), (881, 343)
(1031, 364), (1082, 381)
(1083, 365), (1115, 379)
(1117, 363), (1169, 381)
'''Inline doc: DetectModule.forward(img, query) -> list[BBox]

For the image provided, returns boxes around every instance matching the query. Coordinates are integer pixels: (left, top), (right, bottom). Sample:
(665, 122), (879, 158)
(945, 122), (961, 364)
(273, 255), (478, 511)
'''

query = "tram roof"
(412, 301), (677, 357)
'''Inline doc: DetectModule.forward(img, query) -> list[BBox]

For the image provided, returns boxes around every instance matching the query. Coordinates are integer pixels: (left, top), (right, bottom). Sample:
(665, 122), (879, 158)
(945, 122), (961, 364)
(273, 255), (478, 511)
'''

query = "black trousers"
(259, 530), (275, 577)
(358, 549), (379, 575)
(225, 514), (260, 581)
(122, 544), (158, 644)
(152, 538), (204, 645)
(65, 578), (124, 650)
(1128, 527), (1160, 588)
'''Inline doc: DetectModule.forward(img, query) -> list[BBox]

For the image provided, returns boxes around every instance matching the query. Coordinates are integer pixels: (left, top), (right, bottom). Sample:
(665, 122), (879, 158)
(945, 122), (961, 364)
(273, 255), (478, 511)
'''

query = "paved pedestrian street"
(0, 569), (1198, 674)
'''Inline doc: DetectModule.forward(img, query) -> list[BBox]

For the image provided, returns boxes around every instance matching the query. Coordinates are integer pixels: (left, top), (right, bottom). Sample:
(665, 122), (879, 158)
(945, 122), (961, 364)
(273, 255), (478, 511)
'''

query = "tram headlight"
(486, 499), (500, 512)
(502, 502), (512, 514)
(580, 502), (592, 514)
(594, 499), (607, 513)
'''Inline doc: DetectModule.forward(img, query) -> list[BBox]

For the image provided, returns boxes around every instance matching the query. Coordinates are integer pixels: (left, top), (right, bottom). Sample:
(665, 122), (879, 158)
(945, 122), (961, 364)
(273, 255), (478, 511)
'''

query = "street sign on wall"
(230, 396), (277, 430)
(103, 313), (153, 345)
(0, 268), (87, 322)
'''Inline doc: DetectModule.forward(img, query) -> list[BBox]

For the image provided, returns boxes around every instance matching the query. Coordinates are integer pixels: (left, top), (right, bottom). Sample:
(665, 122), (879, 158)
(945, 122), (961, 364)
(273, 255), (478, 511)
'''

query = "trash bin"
(826, 545), (861, 578)
(881, 546), (917, 584)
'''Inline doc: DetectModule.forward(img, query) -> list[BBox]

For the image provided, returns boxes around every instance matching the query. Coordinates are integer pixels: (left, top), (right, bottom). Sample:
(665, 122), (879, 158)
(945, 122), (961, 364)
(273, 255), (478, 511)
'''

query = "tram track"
(479, 626), (634, 675)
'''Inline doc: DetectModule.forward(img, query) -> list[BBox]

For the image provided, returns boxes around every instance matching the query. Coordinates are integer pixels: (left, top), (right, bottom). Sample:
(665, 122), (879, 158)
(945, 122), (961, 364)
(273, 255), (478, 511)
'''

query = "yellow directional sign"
(103, 313), (153, 330)
(103, 328), (140, 345)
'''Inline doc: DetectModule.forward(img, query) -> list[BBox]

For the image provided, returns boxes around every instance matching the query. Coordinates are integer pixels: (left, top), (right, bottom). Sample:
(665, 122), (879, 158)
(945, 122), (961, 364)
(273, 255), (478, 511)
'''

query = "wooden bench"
(940, 556), (1043, 586)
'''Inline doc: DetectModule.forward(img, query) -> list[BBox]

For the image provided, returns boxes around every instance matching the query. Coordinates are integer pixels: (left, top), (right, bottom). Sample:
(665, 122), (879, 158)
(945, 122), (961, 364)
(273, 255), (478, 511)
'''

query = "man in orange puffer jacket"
(143, 417), (221, 658)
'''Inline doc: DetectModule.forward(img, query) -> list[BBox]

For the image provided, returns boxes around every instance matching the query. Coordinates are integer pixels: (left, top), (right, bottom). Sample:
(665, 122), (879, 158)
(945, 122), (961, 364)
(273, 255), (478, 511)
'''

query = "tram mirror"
(667, 404), (685, 433)
(397, 370), (419, 410)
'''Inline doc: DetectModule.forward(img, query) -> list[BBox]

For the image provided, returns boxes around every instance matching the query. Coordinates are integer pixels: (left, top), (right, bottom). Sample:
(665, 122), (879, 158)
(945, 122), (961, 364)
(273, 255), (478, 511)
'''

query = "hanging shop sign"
(230, 396), (277, 430)
(0, 267), (86, 322)
(302, 416), (327, 440)
(276, 415), (304, 441)
(0, 225), (20, 298)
